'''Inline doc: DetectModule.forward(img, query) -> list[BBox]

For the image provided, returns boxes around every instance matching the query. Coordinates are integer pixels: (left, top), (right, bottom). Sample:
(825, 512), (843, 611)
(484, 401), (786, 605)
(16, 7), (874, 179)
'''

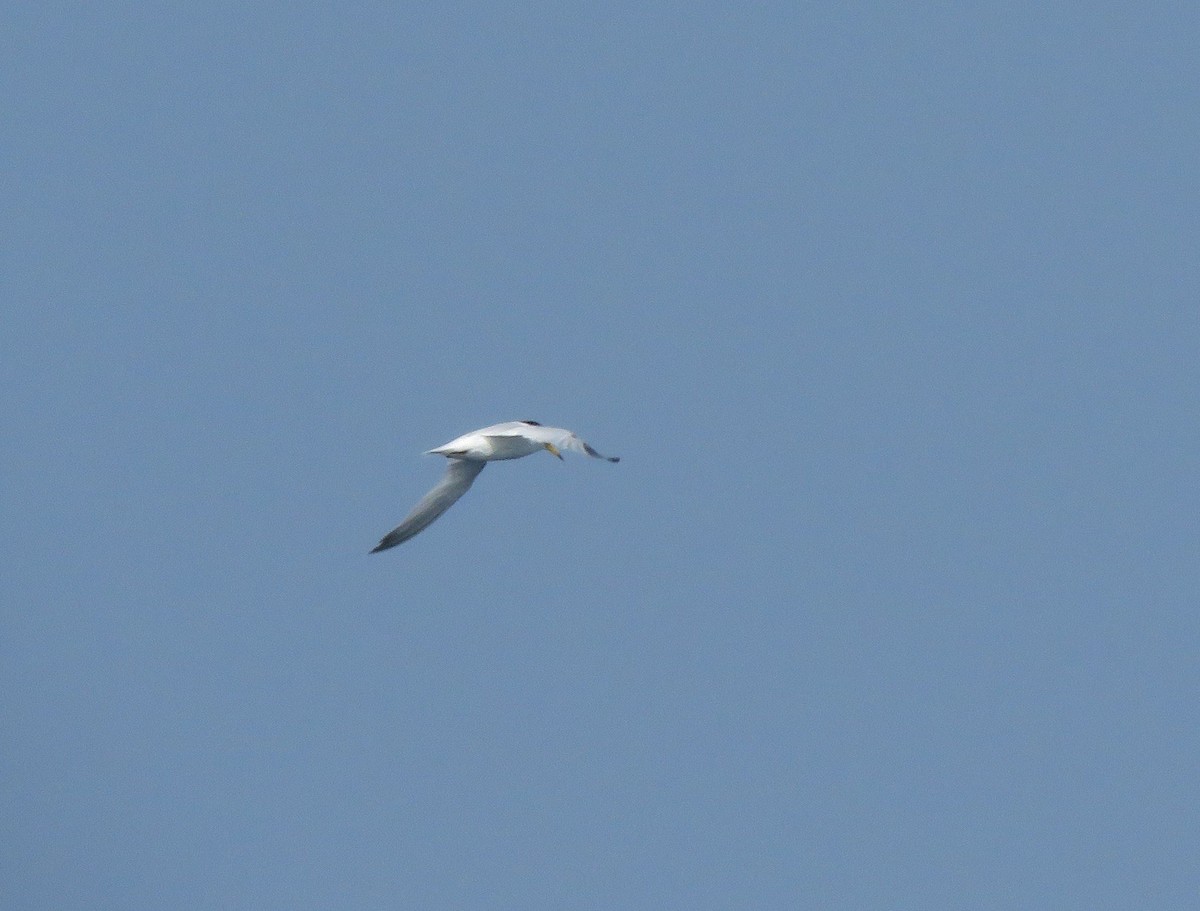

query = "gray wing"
(370, 459), (487, 552)
(547, 428), (621, 462)
(568, 434), (620, 462)
(477, 422), (620, 462)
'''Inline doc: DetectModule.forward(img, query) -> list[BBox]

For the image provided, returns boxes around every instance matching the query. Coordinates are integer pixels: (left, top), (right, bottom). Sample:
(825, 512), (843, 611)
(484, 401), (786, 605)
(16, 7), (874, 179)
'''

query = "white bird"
(371, 421), (619, 552)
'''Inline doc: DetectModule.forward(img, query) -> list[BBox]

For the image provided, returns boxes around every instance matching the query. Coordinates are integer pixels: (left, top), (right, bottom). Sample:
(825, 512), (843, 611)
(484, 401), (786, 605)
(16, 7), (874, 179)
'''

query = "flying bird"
(371, 421), (619, 552)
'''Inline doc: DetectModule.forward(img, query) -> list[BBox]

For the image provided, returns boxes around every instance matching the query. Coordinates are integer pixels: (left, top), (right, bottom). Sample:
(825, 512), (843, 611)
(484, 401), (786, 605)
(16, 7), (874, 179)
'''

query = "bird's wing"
(371, 459), (487, 552)
(533, 426), (621, 462)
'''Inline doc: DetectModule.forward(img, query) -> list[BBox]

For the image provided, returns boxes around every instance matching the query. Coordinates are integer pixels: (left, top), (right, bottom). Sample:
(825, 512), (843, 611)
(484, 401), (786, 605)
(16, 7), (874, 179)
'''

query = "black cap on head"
(520, 420), (542, 425)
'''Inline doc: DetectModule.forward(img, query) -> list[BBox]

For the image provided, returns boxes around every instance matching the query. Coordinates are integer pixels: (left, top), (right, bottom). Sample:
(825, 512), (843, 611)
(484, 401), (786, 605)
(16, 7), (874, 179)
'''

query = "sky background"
(3, 3), (1198, 909)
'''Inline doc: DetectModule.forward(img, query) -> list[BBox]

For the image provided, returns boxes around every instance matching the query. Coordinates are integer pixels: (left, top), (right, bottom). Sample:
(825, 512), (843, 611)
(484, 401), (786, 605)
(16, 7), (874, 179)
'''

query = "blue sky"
(3, 3), (1197, 909)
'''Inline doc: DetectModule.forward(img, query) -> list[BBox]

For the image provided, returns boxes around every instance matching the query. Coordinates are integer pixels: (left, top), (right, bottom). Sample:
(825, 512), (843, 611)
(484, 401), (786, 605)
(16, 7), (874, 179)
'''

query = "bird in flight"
(371, 421), (619, 552)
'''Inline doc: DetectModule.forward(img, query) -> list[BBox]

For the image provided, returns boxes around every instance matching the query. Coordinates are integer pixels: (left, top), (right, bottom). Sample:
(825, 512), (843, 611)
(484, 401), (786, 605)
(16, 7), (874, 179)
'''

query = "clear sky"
(3, 4), (1197, 909)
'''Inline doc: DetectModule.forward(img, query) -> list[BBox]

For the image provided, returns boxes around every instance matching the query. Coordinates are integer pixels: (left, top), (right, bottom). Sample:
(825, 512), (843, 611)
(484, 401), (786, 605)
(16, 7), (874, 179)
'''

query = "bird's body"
(371, 421), (618, 552)
(428, 421), (560, 460)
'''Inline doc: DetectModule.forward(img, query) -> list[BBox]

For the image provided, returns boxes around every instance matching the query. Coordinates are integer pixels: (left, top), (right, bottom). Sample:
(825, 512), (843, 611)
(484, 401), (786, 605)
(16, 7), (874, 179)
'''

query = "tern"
(371, 421), (619, 552)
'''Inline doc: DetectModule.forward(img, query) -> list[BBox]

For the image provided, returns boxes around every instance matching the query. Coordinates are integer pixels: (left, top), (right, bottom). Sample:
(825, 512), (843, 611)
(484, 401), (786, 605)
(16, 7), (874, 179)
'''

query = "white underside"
(428, 429), (544, 461)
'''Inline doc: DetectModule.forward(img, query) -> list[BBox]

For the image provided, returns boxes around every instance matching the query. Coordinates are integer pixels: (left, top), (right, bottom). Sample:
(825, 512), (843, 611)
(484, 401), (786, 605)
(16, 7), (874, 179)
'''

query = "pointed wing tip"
(582, 441), (620, 462)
